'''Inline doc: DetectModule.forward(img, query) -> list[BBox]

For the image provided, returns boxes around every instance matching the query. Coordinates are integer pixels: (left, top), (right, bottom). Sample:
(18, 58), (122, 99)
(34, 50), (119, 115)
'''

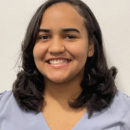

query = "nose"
(48, 37), (65, 54)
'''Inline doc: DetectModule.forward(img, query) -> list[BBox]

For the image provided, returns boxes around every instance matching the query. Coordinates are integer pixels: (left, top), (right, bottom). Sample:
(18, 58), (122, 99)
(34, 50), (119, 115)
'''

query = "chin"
(46, 76), (70, 84)
(51, 79), (68, 84)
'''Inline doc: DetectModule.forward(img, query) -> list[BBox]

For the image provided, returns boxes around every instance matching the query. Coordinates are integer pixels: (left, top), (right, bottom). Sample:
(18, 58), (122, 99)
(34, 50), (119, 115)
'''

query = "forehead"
(40, 2), (85, 29)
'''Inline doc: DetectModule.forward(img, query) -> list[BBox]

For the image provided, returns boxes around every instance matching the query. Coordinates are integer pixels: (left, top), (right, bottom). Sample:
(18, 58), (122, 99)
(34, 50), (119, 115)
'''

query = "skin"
(33, 2), (94, 130)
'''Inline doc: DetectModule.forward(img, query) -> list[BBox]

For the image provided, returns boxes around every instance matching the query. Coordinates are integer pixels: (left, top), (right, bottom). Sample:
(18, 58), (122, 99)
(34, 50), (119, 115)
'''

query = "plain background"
(0, 0), (130, 95)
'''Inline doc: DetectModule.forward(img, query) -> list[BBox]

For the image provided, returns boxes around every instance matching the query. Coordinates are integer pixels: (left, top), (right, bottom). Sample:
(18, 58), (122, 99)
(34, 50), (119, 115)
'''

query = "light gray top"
(0, 90), (130, 130)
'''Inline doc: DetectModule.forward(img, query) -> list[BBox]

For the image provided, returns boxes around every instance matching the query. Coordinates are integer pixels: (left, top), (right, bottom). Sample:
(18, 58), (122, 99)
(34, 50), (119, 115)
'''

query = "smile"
(46, 58), (71, 67)
(48, 59), (70, 64)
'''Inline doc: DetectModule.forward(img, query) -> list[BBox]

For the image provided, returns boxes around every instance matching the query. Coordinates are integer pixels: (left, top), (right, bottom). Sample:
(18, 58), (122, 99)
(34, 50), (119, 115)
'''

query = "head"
(13, 0), (117, 117)
(22, 0), (107, 84)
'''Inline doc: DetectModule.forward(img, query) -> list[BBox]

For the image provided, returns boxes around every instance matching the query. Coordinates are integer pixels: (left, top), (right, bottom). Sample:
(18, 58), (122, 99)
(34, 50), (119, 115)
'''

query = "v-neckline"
(38, 111), (88, 130)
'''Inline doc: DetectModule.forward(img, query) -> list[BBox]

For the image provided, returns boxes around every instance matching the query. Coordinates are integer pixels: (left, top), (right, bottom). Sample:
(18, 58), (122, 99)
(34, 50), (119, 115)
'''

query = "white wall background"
(0, 0), (130, 95)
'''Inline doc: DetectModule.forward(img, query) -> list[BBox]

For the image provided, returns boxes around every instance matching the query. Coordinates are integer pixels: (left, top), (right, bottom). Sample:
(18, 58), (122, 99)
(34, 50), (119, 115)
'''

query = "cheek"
(67, 42), (88, 59)
(33, 44), (46, 60)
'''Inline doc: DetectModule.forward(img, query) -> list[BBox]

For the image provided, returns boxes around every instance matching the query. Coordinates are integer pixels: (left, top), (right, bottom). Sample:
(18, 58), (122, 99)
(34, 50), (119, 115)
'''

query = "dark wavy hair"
(13, 0), (118, 118)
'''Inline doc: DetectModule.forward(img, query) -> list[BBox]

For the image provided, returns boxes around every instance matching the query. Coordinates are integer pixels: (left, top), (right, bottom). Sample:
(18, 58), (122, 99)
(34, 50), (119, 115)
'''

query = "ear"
(87, 41), (94, 57)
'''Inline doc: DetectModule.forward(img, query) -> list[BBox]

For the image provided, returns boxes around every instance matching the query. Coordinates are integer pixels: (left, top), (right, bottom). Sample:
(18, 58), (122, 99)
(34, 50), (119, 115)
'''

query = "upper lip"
(45, 57), (72, 62)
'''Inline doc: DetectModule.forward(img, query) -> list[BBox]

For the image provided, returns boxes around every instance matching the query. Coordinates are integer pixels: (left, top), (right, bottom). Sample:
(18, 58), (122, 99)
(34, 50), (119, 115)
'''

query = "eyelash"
(38, 35), (77, 40)
(65, 35), (76, 39)
(38, 35), (50, 40)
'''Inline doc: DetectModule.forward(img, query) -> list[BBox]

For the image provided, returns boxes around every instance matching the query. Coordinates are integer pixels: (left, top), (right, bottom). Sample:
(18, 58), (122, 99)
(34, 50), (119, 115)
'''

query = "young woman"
(0, 0), (130, 130)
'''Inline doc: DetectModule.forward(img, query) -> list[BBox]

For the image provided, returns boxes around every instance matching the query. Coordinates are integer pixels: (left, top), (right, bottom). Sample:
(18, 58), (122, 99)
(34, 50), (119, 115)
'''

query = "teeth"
(49, 59), (69, 64)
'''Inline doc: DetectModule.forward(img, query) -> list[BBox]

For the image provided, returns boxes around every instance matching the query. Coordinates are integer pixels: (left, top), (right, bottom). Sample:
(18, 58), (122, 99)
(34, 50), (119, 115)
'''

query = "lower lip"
(46, 62), (70, 68)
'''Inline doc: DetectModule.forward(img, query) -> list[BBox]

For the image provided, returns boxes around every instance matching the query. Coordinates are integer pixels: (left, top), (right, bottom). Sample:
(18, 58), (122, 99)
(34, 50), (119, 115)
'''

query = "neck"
(44, 80), (82, 101)
(43, 73), (83, 111)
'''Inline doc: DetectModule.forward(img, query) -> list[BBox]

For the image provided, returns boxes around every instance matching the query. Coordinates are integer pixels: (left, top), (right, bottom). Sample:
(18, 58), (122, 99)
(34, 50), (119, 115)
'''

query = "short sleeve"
(121, 111), (130, 130)
(0, 91), (7, 101)
(120, 92), (130, 129)
(123, 92), (130, 102)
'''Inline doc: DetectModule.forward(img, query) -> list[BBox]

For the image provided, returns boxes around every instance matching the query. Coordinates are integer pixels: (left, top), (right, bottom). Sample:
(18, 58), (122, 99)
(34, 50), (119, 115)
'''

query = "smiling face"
(33, 2), (94, 84)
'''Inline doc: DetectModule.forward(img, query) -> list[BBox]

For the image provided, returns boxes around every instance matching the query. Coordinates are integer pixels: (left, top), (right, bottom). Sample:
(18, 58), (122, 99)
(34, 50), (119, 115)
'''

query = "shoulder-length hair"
(13, 0), (117, 118)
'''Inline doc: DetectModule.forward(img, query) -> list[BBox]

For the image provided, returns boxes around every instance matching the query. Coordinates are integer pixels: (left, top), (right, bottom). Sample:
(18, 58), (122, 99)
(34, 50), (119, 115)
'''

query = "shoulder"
(0, 90), (48, 130)
(111, 90), (130, 112)
(104, 90), (130, 120)
(0, 91), (7, 99)
(0, 90), (13, 104)
(0, 90), (26, 112)
(0, 90), (16, 113)
(105, 90), (130, 129)
(86, 90), (130, 129)
(0, 90), (23, 115)
(0, 90), (36, 129)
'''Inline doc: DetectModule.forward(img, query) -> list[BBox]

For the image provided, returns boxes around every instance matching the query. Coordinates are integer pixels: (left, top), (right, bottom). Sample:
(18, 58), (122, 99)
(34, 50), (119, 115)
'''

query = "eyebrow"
(39, 28), (80, 33)
(62, 28), (80, 33)
(39, 29), (50, 33)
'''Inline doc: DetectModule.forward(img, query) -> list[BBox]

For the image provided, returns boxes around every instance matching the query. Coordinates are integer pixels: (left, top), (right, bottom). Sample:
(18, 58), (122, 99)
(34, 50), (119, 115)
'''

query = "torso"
(42, 107), (87, 130)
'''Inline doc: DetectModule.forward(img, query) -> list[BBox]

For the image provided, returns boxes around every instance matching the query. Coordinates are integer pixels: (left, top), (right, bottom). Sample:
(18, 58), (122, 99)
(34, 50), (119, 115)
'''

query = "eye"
(65, 35), (76, 39)
(39, 35), (50, 40)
